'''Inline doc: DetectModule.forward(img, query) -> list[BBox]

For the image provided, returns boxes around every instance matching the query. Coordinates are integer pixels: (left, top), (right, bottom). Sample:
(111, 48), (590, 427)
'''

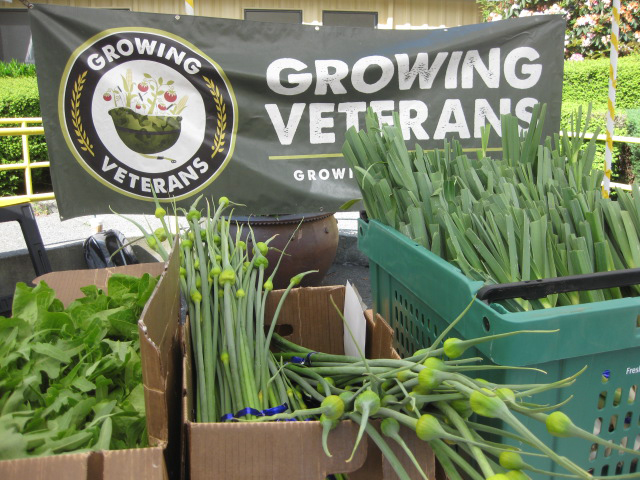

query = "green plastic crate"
(358, 219), (640, 479)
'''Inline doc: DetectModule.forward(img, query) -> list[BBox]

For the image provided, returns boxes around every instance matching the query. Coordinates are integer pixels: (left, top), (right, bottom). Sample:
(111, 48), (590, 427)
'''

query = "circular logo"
(60, 29), (237, 200)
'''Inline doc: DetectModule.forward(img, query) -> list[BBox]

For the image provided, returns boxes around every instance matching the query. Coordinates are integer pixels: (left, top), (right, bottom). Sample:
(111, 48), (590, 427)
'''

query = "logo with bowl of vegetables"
(59, 29), (237, 200)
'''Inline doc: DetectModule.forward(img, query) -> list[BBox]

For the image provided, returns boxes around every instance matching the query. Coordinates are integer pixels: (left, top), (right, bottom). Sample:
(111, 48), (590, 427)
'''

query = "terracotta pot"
(228, 213), (339, 290)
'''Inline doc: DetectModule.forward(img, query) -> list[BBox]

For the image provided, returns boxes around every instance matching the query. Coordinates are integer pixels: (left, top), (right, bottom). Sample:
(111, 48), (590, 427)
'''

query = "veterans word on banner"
(30, 5), (565, 218)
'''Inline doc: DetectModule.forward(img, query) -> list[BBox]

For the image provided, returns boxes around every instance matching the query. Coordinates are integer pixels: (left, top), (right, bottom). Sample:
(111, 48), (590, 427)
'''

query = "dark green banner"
(30, 5), (565, 218)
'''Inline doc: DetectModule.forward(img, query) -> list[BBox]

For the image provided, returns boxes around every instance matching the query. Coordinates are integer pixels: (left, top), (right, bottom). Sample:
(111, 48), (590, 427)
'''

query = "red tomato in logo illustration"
(158, 103), (167, 111)
(103, 93), (112, 101)
(164, 90), (177, 103)
(135, 104), (142, 110)
(138, 82), (149, 93)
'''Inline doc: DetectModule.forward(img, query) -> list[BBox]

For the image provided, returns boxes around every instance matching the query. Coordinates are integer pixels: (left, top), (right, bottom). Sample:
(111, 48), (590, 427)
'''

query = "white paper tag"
(343, 281), (367, 357)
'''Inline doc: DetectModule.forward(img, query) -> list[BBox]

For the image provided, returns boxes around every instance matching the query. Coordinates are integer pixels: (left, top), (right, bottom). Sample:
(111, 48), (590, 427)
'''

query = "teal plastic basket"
(358, 219), (640, 478)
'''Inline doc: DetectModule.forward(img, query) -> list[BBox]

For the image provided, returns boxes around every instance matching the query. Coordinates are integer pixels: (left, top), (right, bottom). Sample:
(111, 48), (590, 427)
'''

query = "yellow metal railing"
(0, 117), (52, 208)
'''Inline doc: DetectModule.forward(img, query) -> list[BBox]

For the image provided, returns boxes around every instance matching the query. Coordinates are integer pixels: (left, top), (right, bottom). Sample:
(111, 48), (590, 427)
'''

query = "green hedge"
(563, 56), (640, 110)
(0, 77), (50, 196)
(627, 109), (640, 181)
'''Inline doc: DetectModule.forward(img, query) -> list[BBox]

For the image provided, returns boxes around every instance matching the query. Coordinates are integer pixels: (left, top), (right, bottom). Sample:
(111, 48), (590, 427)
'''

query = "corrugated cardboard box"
(0, 246), (181, 480)
(183, 285), (440, 480)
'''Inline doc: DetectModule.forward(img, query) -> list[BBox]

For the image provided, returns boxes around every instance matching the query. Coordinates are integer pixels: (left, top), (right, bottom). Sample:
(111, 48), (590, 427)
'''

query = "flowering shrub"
(479, 0), (640, 59)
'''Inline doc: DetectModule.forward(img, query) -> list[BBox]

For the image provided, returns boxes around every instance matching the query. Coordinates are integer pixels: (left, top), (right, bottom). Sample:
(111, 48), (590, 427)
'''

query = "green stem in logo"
(120, 69), (136, 109)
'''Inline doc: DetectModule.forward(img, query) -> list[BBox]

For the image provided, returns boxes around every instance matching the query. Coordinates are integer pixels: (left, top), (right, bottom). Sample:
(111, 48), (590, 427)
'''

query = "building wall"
(1, 0), (481, 29)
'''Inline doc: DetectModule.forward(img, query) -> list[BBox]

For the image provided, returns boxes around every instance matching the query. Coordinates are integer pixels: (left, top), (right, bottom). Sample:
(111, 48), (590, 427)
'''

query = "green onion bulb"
(321, 395), (345, 420)
(416, 414), (446, 441)
(443, 337), (466, 359)
(470, 389), (505, 418)
(499, 451), (527, 470)
(545, 411), (574, 438)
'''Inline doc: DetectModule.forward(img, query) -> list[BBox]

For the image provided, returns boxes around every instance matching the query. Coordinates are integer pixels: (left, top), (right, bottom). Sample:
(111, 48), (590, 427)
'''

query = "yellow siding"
(3, 0), (481, 28)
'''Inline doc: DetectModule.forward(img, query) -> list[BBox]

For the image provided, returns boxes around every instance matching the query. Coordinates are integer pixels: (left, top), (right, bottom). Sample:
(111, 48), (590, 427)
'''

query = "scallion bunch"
(118, 196), (316, 423)
(342, 105), (640, 311)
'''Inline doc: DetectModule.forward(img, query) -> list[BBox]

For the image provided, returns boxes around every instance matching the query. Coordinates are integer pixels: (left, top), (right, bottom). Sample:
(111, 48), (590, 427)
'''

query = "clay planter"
(228, 213), (339, 290)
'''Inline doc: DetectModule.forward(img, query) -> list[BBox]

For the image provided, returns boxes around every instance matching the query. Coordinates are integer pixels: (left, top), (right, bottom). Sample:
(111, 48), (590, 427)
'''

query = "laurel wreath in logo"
(70, 71), (95, 157)
(203, 76), (227, 158)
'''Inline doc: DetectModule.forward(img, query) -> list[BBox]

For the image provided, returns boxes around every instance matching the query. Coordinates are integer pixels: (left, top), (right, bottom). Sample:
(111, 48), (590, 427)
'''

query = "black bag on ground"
(83, 229), (139, 268)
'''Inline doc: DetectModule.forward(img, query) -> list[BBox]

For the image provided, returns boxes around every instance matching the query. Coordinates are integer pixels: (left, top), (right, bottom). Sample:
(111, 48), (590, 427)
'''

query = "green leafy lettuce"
(0, 273), (158, 459)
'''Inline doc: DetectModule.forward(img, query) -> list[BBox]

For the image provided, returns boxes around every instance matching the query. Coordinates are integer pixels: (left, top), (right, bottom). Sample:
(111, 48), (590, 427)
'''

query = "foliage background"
(478, 0), (640, 59)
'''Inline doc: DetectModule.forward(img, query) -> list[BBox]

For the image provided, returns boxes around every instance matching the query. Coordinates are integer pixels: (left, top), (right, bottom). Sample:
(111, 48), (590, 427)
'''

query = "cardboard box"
(0, 248), (181, 480)
(183, 285), (440, 480)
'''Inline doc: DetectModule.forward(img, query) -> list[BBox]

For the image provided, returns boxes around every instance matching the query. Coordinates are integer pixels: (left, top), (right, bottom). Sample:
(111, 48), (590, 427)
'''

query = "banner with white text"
(30, 5), (565, 218)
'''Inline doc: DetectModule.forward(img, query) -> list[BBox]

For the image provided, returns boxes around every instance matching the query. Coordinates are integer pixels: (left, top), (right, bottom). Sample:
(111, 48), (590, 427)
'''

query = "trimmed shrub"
(563, 56), (640, 109)
(561, 55), (640, 184)
(627, 109), (640, 182)
(0, 77), (40, 117)
(0, 77), (50, 196)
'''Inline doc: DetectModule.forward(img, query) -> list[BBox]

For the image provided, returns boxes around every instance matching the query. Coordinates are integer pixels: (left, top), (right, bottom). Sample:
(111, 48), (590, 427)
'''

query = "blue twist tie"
(220, 413), (234, 422)
(235, 407), (263, 418)
(262, 403), (289, 417)
(304, 352), (316, 366)
(285, 353), (317, 367)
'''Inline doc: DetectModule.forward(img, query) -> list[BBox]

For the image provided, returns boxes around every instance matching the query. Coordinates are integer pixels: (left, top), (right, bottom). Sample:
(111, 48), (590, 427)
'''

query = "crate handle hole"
(593, 417), (602, 435)
(631, 458), (638, 474)
(625, 412), (633, 430)
(614, 387), (623, 407)
(601, 465), (610, 476)
(589, 443), (598, 461)
(629, 385), (637, 404)
(598, 391), (607, 409)
(609, 415), (618, 432)
(636, 314), (640, 328)
(482, 317), (490, 332)
(621, 436), (629, 451)
(616, 462), (625, 475)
